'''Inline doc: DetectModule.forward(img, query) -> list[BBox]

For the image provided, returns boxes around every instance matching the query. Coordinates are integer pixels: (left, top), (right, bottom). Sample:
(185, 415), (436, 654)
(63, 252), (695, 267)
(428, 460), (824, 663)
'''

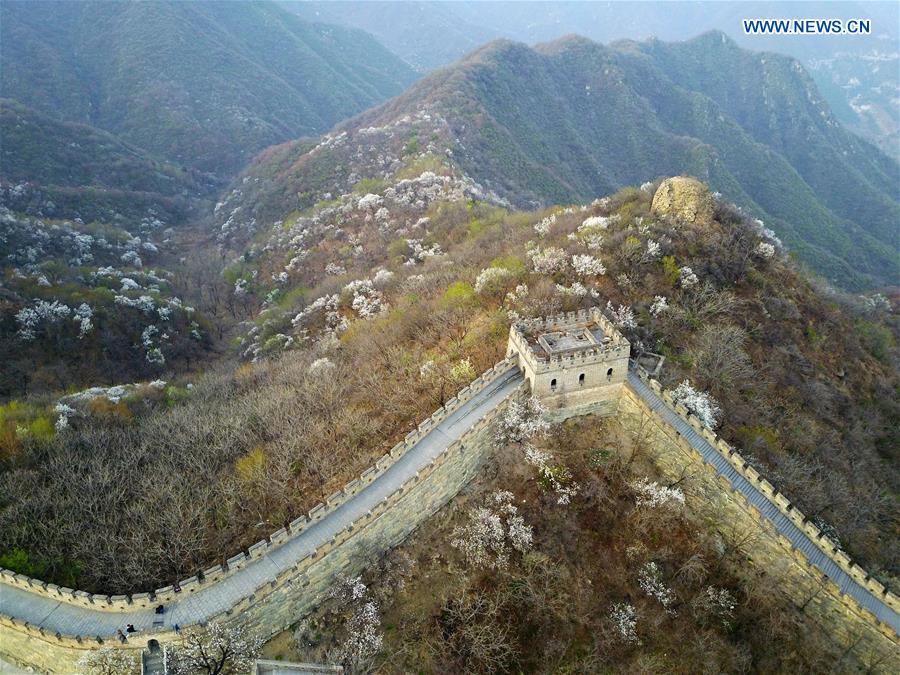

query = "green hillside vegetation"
(341, 33), (898, 290)
(3, 168), (896, 670)
(0, 208), (213, 399)
(0, 99), (205, 223)
(0, 0), (417, 176)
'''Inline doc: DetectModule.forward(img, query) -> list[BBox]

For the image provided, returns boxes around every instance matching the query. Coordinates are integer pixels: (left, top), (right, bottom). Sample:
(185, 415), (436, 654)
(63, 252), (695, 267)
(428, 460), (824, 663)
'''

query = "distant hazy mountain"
(1, 0), (417, 176)
(284, 1), (898, 156)
(0, 99), (205, 223)
(235, 32), (898, 289)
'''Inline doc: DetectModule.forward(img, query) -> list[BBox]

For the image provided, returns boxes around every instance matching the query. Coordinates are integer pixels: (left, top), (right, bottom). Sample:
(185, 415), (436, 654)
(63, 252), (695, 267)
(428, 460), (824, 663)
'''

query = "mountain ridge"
(323, 31), (898, 289)
(0, 0), (418, 176)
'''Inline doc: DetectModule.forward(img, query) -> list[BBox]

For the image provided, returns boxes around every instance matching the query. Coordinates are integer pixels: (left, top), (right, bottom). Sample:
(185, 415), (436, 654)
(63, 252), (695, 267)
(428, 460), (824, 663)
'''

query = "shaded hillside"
(282, 1), (899, 157)
(0, 99), (205, 223)
(316, 33), (896, 289)
(0, 0), (417, 176)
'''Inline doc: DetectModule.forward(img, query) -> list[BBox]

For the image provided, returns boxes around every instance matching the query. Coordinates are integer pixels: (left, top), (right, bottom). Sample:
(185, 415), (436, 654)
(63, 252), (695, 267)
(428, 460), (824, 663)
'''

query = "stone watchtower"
(506, 307), (630, 421)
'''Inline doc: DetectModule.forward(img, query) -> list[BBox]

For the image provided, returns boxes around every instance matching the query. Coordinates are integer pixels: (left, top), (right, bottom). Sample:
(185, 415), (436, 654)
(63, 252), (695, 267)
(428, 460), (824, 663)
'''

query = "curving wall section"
(0, 359), (526, 672)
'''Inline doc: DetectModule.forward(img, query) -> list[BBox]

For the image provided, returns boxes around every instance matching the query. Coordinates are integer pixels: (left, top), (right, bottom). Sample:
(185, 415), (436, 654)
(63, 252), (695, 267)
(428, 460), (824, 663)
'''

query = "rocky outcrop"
(651, 176), (715, 225)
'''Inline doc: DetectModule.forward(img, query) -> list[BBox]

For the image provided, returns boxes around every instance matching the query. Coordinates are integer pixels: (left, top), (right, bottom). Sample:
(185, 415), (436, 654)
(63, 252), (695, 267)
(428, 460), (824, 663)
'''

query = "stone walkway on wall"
(0, 366), (524, 638)
(628, 372), (900, 633)
(3, 364), (897, 643)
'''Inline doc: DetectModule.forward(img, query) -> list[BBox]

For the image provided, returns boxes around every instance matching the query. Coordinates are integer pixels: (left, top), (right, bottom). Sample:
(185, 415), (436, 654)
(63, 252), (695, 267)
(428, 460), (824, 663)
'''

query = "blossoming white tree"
(571, 254), (606, 277)
(528, 246), (569, 274)
(76, 646), (136, 675)
(524, 445), (579, 505)
(451, 490), (533, 569)
(678, 266), (699, 289)
(606, 301), (637, 330)
(496, 396), (550, 445)
(670, 380), (721, 429)
(608, 602), (640, 644)
(165, 622), (262, 675)
(638, 561), (677, 614)
(474, 266), (513, 294)
(324, 576), (384, 670)
(630, 478), (685, 509)
(649, 295), (668, 317)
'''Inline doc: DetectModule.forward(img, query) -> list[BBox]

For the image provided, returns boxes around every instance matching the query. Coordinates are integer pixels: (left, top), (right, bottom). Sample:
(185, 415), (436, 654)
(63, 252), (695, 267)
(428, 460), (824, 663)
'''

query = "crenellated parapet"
(629, 364), (899, 643)
(507, 306), (630, 420)
(0, 358), (526, 672)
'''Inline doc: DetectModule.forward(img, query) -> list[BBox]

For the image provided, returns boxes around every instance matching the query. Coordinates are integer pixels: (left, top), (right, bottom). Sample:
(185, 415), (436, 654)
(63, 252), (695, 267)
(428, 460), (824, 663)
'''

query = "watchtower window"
(606, 367), (613, 382)
(550, 378), (557, 391)
(578, 373), (585, 386)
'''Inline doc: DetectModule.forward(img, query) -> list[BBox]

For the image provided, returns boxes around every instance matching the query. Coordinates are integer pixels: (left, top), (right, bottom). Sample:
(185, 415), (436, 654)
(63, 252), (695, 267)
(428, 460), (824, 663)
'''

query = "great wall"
(1, 307), (898, 672)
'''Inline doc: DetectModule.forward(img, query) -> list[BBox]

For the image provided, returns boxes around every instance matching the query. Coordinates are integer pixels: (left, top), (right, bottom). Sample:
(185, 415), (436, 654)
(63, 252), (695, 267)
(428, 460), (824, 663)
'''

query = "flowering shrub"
(474, 266), (513, 294)
(571, 254), (606, 277)
(77, 646), (136, 674)
(166, 622), (262, 675)
(344, 279), (387, 318)
(755, 242), (775, 259)
(15, 300), (72, 341)
(693, 586), (736, 627)
(638, 561), (676, 613)
(606, 301), (637, 330)
(528, 246), (569, 274)
(609, 602), (640, 644)
(524, 445), (579, 505)
(556, 281), (589, 297)
(496, 396), (550, 444)
(357, 193), (384, 211)
(630, 478), (684, 509)
(649, 295), (668, 317)
(670, 380), (721, 429)
(325, 576), (384, 668)
(678, 266), (699, 288)
(309, 357), (335, 375)
(533, 213), (556, 237)
(451, 490), (533, 569)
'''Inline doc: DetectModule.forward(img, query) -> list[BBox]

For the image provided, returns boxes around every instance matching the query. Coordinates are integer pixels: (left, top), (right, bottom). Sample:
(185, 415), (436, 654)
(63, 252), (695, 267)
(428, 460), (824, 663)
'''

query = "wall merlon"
(289, 515), (309, 532)
(269, 528), (289, 545)
(866, 579), (886, 596)
(178, 576), (200, 592)
(226, 553), (248, 571)
(849, 566), (868, 584)
(248, 542), (269, 560)
(757, 479), (775, 497)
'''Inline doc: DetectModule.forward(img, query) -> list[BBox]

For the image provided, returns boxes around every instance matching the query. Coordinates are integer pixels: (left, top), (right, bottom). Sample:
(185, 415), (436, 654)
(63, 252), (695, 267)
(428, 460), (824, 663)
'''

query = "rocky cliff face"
(651, 176), (715, 225)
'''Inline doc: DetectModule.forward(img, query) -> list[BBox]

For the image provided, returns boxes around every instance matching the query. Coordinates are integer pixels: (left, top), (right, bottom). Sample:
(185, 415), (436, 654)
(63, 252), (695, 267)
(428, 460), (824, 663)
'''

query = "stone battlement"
(629, 364), (899, 637)
(0, 360), (518, 614)
(507, 305), (630, 420)
(2, 320), (897, 672)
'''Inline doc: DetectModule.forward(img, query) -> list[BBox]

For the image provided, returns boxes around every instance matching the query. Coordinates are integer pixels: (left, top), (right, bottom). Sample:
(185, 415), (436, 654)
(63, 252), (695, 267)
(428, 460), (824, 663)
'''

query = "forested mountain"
(0, 99), (207, 224)
(0, 0), (417, 176)
(285, 1), (899, 155)
(236, 32), (897, 289)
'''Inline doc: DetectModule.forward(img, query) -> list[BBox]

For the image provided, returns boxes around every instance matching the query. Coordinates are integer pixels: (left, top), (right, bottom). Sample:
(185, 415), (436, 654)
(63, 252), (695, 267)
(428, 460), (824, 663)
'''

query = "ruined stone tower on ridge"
(506, 307), (630, 421)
